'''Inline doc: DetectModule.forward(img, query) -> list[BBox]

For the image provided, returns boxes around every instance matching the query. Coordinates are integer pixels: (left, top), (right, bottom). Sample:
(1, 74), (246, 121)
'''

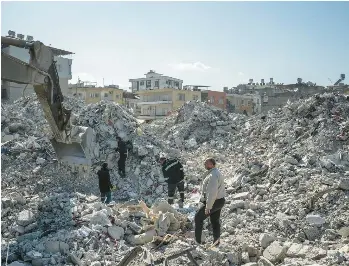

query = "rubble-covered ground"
(1, 93), (349, 266)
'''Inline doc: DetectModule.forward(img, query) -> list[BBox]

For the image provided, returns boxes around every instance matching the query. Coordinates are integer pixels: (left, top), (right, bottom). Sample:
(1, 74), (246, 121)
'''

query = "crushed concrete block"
(338, 227), (349, 238)
(17, 210), (35, 226)
(229, 200), (245, 210)
(306, 214), (326, 226)
(45, 241), (69, 255)
(339, 178), (349, 190)
(107, 225), (124, 240)
(262, 241), (287, 263)
(304, 226), (320, 241)
(232, 192), (250, 200)
(260, 233), (276, 248)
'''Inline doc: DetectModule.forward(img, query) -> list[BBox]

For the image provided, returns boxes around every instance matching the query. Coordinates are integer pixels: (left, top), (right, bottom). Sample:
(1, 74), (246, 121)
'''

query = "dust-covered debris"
(2, 93), (349, 265)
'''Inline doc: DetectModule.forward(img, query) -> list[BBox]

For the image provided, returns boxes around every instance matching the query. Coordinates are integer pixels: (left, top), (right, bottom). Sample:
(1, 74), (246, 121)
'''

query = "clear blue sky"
(2, 1), (349, 90)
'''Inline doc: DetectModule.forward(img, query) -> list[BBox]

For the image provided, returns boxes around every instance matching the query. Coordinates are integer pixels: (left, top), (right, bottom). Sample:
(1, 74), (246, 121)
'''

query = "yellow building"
(136, 88), (201, 120)
(68, 84), (123, 105)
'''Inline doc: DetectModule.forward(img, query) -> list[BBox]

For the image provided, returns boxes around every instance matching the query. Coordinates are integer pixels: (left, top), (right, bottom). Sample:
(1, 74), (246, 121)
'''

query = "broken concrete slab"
(262, 241), (287, 263)
(259, 233), (276, 249)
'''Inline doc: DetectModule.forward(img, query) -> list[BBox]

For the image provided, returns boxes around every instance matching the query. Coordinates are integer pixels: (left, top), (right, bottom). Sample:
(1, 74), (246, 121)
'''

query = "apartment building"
(129, 70), (183, 93)
(226, 93), (262, 115)
(201, 89), (227, 110)
(68, 82), (123, 104)
(123, 91), (140, 116)
(1, 31), (73, 102)
(131, 72), (201, 120)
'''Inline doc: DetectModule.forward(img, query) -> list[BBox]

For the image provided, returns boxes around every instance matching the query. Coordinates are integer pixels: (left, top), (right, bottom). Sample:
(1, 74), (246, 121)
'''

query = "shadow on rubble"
(1, 159), (103, 265)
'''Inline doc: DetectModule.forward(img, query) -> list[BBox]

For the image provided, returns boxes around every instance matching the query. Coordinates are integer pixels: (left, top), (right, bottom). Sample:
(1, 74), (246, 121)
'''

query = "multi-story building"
(226, 93), (262, 115)
(129, 70), (183, 93)
(123, 91), (140, 116)
(136, 87), (201, 120)
(1, 31), (73, 102)
(68, 82), (123, 104)
(201, 89), (227, 110)
(130, 71), (200, 120)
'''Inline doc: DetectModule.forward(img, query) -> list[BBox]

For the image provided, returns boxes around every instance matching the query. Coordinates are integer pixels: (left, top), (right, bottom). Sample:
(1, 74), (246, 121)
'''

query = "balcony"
(137, 114), (167, 120)
(138, 100), (172, 105)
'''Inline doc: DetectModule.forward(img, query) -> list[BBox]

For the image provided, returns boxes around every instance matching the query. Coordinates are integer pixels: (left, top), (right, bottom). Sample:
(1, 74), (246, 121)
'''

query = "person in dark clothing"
(97, 163), (113, 204)
(159, 153), (185, 208)
(116, 137), (131, 178)
(194, 158), (226, 246)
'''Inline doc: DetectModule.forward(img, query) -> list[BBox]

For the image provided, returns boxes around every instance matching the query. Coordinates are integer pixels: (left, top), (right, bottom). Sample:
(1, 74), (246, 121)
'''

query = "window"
(155, 80), (159, 87)
(115, 94), (120, 99)
(174, 81), (179, 87)
(193, 95), (199, 101)
(56, 64), (61, 72)
(68, 64), (72, 75)
(146, 80), (151, 88)
(219, 98), (224, 104)
(89, 93), (99, 98)
(104, 93), (109, 97)
(178, 93), (185, 101)
(167, 80), (172, 86)
(210, 96), (215, 103)
(140, 81), (145, 86)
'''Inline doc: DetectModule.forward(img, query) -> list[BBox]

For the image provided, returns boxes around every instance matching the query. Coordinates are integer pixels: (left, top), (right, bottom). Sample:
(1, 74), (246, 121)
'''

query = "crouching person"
(97, 162), (113, 204)
(195, 158), (226, 246)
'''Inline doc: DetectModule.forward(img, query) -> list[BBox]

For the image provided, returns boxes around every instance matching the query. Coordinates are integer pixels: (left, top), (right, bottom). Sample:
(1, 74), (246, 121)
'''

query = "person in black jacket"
(159, 154), (185, 208)
(116, 137), (131, 178)
(97, 162), (113, 204)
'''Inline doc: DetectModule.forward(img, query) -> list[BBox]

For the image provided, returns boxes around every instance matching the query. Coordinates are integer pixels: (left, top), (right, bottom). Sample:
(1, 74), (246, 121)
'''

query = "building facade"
(129, 70), (183, 93)
(123, 91), (141, 116)
(201, 90), (227, 110)
(136, 87), (201, 120)
(1, 33), (73, 102)
(68, 83), (123, 105)
(226, 93), (262, 115)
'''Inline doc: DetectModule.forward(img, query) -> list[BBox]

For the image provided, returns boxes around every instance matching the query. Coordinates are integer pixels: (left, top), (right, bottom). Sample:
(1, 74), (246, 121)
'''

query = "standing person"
(116, 137), (131, 178)
(194, 158), (226, 246)
(97, 162), (113, 204)
(159, 153), (185, 208)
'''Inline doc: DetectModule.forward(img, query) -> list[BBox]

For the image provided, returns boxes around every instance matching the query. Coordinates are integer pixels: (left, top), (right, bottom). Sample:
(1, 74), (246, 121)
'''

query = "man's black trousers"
(194, 198), (225, 244)
(168, 180), (185, 204)
(118, 153), (127, 174)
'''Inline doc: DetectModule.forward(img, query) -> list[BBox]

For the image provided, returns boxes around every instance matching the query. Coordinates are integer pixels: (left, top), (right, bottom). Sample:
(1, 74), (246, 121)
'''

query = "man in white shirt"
(194, 158), (226, 246)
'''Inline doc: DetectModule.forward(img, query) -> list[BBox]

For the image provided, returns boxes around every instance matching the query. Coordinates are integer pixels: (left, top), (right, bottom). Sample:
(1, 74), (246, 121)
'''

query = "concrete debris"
(260, 233), (276, 249)
(306, 214), (326, 226)
(262, 241), (287, 263)
(2, 93), (349, 265)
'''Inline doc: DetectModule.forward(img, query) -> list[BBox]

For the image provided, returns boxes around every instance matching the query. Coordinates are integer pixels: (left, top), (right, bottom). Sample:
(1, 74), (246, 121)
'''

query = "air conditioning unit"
(26, 35), (34, 42)
(17, 34), (24, 40)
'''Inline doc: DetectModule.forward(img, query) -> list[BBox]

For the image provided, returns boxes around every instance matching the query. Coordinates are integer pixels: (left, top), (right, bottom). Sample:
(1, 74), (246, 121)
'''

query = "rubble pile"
(146, 93), (349, 265)
(147, 101), (246, 150)
(1, 93), (349, 265)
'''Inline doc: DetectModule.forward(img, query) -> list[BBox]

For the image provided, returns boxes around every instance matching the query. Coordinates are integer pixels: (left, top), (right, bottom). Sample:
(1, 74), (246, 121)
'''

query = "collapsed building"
(1, 92), (349, 266)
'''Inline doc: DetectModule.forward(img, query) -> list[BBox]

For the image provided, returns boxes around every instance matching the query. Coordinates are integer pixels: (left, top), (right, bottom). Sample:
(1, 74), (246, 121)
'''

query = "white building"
(1, 33), (73, 103)
(129, 70), (183, 93)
